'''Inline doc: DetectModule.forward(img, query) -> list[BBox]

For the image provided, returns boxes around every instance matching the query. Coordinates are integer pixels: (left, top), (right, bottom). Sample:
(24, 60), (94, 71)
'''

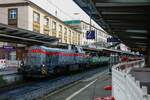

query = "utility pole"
(89, 5), (92, 46)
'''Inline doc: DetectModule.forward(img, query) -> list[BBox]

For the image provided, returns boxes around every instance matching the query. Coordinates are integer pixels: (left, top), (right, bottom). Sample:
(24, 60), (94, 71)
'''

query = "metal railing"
(112, 60), (150, 100)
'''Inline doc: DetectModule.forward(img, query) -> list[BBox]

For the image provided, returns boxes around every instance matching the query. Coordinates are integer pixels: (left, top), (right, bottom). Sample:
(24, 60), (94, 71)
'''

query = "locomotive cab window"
(73, 46), (78, 53)
(26, 48), (45, 67)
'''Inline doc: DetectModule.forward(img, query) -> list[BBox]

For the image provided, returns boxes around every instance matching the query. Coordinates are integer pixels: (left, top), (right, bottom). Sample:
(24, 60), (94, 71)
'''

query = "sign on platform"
(86, 30), (95, 39)
(107, 37), (120, 43)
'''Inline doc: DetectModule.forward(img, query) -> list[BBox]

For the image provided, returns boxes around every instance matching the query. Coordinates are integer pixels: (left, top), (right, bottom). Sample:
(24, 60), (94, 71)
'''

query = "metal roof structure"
(0, 23), (58, 46)
(73, 0), (150, 54)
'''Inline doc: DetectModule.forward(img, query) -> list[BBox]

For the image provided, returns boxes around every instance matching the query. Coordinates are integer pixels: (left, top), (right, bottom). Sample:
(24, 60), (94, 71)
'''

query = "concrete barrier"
(112, 60), (150, 100)
(0, 60), (21, 70)
(0, 59), (6, 69)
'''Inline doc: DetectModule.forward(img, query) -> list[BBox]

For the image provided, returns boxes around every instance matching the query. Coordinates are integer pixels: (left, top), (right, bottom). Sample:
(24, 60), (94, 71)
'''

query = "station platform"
(43, 72), (111, 100)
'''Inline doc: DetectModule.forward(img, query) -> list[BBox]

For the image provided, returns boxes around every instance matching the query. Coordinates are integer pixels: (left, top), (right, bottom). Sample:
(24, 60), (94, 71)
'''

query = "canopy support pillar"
(146, 28), (150, 67)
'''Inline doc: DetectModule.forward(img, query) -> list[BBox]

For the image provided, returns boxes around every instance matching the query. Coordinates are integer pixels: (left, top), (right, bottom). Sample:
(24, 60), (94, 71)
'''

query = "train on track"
(18, 45), (110, 77)
(18, 44), (143, 78)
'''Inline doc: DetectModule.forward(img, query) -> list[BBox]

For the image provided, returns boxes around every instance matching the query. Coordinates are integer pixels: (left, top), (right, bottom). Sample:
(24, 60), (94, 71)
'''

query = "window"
(85, 24), (88, 30)
(44, 17), (49, 26)
(69, 30), (71, 34)
(82, 24), (85, 29)
(64, 27), (67, 34)
(64, 27), (67, 43)
(87, 25), (90, 30)
(52, 21), (56, 30)
(59, 25), (62, 32)
(33, 11), (40, 23)
(8, 9), (17, 19)
(69, 30), (71, 43)
(33, 11), (40, 32)
(43, 16), (49, 35)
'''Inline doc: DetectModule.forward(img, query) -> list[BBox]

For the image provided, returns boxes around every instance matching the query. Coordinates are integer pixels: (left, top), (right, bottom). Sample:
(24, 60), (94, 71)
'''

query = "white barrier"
(0, 59), (6, 69)
(112, 60), (150, 100)
(0, 59), (21, 69)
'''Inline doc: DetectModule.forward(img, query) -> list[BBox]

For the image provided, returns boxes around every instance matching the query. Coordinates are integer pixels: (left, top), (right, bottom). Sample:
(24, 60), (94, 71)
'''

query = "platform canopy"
(73, 0), (150, 53)
(0, 23), (58, 46)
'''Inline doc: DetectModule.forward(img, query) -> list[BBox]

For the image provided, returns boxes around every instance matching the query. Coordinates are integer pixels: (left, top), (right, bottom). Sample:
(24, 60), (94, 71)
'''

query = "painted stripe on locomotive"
(30, 49), (89, 58)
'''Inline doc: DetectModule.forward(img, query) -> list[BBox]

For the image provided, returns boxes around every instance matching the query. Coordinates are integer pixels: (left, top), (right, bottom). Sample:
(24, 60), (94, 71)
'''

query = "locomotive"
(19, 43), (143, 78)
(21, 44), (144, 77)
(19, 45), (91, 77)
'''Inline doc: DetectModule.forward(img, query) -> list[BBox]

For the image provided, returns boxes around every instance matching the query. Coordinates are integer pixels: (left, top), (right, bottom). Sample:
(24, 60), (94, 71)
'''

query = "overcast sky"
(48, 0), (103, 30)
(49, 0), (89, 20)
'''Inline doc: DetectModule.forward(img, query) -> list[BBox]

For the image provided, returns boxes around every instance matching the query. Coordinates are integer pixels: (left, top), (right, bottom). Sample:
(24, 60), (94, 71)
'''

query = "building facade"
(0, 0), (82, 45)
(64, 20), (111, 47)
(0, 0), (83, 63)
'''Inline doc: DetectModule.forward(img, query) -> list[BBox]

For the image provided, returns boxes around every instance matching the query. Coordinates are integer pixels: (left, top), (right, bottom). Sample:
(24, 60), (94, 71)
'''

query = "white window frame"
(33, 12), (40, 23)
(8, 9), (17, 19)
(44, 17), (49, 26)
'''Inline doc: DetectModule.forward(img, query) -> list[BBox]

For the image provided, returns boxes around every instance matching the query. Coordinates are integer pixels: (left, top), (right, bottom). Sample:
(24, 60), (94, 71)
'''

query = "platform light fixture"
(138, 45), (147, 48)
(130, 36), (147, 39)
(126, 30), (147, 33)
(135, 42), (147, 45)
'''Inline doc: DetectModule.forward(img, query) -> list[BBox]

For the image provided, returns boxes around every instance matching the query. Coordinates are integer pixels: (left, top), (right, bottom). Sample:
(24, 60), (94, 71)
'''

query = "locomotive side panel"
(19, 45), (93, 77)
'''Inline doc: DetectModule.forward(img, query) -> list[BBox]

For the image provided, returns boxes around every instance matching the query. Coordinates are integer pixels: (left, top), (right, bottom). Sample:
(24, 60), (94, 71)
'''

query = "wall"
(0, 1), (82, 45)
(27, 5), (82, 45)
(0, 6), (29, 30)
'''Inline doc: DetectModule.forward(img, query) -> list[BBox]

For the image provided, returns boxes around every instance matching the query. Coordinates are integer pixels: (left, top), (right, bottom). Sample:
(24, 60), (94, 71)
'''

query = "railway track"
(0, 66), (108, 100)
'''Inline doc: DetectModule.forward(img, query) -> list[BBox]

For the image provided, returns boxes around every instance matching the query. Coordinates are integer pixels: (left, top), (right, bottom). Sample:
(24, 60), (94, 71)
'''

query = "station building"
(64, 20), (110, 47)
(0, 0), (82, 64)
(0, 0), (82, 45)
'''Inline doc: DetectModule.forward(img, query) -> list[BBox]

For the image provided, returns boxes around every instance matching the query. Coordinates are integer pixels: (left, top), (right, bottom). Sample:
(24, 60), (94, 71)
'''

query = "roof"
(0, 23), (58, 46)
(73, 0), (150, 54)
(64, 20), (107, 34)
(0, 0), (82, 34)
(64, 20), (81, 25)
(83, 47), (137, 55)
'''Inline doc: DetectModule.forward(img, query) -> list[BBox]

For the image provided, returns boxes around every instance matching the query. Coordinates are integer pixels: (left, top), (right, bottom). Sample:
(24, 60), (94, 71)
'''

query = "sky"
(30, 0), (103, 30)
(49, 0), (89, 21)
(49, 0), (103, 30)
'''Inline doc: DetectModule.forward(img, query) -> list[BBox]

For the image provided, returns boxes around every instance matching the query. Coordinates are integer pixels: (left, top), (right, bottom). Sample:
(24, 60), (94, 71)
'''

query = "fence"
(0, 59), (6, 69)
(112, 60), (150, 100)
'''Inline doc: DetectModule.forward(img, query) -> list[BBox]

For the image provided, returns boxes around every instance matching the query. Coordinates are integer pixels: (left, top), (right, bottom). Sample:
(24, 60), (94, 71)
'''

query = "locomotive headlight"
(42, 64), (45, 67)
(20, 63), (23, 66)
(20, 63), (24, 68)
(41, 64), (47, 75)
